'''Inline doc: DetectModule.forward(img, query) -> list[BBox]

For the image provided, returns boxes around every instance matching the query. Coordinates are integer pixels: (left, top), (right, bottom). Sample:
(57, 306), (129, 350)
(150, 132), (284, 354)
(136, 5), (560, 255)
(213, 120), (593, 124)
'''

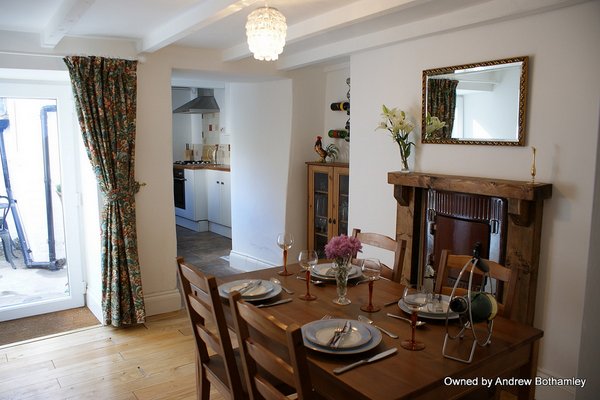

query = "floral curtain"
(64, 56), (145, 327)
(427, 78), (459, 139)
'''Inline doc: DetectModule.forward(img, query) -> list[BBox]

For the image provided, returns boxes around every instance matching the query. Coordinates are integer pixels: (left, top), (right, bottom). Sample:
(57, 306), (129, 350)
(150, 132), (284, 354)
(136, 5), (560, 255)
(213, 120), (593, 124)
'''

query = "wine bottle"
(330, 102), (350, 111)
(328, 129), (348, 139)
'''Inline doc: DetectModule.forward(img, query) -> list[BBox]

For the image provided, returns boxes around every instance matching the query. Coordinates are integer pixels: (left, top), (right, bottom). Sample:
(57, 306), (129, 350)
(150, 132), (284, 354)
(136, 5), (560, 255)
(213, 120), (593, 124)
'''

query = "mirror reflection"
(421, 56), (528, 145)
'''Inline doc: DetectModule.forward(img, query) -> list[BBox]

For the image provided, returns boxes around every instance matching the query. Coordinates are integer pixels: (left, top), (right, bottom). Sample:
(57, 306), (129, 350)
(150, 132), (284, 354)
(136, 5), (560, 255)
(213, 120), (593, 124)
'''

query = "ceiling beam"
(222, 0), (428, 61)
(141, 0), (261, 53)
(275, 0), (589, 70)
(41, 0), (96, 49)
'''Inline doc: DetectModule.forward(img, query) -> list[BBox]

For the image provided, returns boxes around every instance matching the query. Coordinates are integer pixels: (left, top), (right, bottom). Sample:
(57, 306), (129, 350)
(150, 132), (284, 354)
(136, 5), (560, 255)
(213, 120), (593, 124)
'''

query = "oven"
(174, 168), (186, 210)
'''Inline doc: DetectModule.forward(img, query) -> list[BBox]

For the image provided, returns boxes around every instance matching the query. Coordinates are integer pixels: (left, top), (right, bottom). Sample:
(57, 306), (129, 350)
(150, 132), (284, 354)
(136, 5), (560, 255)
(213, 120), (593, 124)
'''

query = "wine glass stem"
(411, 310), (417, 343)
(368, 281), (374, 307)
(305, 270), (311, 296)
(282, 249), (288, 274)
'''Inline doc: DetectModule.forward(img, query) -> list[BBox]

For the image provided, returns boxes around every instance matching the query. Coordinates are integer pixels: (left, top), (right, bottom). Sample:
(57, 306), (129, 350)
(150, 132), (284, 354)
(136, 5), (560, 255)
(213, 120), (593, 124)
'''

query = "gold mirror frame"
(421, 56), (528, 146)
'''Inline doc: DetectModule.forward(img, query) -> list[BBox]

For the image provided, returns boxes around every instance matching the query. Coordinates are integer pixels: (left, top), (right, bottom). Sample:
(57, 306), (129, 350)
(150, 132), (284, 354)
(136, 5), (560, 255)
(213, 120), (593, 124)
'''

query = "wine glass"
(360, 258), (382, 312)
(298, 250), (318, 301)
(401, 284), (428, 351)
(277, 232), (294, 276)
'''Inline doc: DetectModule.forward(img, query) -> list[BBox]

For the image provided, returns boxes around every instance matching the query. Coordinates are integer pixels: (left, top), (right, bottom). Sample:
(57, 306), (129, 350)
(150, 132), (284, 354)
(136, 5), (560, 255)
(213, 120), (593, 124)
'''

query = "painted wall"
(171, 88), (193, 161)
(349, 3), (600, 399)
(287, 66), (328, 253)
(228, 80), (293, 270)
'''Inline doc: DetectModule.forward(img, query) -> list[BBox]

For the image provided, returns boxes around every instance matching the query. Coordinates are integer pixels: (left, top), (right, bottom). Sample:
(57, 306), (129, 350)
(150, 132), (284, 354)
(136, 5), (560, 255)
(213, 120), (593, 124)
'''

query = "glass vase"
(333, 259), (351, 305)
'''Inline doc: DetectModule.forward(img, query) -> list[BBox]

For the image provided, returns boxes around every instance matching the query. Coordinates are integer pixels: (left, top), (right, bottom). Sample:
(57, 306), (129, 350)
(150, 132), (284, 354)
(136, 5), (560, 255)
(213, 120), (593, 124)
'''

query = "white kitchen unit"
(206, 169), (231, 238)
(174, 168), (208, 232)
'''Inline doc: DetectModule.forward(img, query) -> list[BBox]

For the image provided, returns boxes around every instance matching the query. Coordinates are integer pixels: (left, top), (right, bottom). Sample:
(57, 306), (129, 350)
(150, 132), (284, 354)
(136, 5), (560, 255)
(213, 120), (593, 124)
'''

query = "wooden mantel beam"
(387, 172), (552, 202)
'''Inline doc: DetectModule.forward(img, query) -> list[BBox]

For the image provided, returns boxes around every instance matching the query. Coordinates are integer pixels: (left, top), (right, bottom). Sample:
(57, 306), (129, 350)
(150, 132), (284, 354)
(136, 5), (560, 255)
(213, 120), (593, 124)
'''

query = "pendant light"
(245, 3), (287, 61)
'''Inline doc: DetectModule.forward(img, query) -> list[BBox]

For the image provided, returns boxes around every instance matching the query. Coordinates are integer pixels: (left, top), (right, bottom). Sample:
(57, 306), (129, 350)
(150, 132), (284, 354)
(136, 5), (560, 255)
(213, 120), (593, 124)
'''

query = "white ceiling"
(0, 0), (589, 70)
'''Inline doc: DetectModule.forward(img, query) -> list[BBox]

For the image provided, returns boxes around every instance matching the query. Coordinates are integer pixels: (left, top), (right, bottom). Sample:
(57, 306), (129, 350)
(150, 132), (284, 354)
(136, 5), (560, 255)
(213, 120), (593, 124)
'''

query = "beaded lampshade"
(246, 6), (287, 61)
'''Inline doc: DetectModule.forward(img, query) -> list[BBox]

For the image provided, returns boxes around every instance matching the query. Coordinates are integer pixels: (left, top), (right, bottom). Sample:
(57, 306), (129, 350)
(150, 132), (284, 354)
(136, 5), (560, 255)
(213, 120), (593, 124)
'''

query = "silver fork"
(327, 323), (345, 347)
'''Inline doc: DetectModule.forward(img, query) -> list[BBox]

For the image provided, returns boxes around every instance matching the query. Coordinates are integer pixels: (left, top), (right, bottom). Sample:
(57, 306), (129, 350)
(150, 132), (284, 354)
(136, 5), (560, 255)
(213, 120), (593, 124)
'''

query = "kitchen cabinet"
(306, 162), (349, 258)
(206, 169), (231, 228)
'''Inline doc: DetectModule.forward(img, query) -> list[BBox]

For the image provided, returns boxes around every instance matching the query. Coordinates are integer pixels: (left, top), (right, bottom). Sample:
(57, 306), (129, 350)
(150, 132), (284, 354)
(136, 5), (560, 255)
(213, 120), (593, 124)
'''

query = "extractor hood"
(173, 88), (220, 114)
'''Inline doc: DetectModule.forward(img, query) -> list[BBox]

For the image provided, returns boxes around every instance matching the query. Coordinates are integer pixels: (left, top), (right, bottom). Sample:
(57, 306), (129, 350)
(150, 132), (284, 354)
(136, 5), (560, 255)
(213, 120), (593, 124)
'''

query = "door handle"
(174, 178), (186, 182)
(328, 218), (332, 224)
(332, 218), (336, 224)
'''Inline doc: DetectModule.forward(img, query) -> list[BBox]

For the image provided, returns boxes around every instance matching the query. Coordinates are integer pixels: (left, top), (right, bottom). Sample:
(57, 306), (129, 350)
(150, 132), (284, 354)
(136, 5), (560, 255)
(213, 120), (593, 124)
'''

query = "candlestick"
(530, 146), (536, 183)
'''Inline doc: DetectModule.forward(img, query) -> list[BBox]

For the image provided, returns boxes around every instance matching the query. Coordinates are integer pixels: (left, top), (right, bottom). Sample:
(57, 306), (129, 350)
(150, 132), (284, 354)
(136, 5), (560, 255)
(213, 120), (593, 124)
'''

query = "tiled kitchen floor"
(176, 226), (243, 278)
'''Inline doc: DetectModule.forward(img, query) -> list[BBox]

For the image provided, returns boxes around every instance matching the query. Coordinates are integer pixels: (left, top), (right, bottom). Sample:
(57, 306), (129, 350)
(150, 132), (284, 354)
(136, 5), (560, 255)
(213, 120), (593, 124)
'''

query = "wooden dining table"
(217, 262), (543, 400)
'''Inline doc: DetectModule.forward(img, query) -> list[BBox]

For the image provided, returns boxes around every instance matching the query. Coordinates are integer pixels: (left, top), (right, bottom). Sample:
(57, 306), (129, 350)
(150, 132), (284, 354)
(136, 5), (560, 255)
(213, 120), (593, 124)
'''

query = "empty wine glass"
(360, 258), (382, 312)
(277, 232), (294, 276)
(401, 284), (428, 351)
(298, 250), (318, 301)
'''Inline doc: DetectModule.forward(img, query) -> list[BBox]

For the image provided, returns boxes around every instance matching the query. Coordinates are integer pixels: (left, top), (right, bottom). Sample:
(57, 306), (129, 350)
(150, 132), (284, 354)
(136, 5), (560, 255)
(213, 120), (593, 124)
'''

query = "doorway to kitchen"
(172, 83), (235, 276)
(0, 74), (92, 322)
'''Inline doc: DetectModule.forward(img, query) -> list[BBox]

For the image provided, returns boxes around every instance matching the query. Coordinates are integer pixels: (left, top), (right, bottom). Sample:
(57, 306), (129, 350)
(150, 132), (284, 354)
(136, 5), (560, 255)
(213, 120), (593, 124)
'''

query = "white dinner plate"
(398, 294), (459, 320)
(311, 263), (362, 281)
(303, 319), (372, 349)
(301, 320), (382, 355)
(218, 279), (279, 301)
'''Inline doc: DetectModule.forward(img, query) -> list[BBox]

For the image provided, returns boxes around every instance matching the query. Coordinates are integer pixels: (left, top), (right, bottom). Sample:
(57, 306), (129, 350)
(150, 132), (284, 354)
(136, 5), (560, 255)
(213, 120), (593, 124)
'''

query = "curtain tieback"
(104, 181), (141, 203)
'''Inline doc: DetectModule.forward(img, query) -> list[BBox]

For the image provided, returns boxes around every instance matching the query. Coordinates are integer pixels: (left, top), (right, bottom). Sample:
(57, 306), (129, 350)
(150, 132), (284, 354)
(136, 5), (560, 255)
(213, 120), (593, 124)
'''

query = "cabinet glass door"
(337, 172), (349, 236)
(313, 171), (329, 258)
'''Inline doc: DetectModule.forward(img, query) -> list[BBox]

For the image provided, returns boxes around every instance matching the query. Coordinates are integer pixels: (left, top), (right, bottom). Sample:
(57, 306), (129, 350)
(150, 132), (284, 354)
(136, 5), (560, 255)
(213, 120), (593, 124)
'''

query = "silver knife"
(333, 348), (398, 374)
(256, 298), (292, 308)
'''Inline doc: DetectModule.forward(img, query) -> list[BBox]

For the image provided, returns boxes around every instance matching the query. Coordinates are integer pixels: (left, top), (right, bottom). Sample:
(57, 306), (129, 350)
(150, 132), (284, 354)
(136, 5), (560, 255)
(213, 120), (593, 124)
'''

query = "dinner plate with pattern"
(303, 319), (372, 349)
(398, 295), (459, 320)
(218, 279), (276, 299)
(301, 320), (382, 355)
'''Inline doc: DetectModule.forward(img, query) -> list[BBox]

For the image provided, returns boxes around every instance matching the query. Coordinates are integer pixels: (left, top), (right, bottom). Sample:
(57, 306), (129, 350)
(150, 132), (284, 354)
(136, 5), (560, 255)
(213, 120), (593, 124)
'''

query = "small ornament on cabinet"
(314, 136), (339, 163)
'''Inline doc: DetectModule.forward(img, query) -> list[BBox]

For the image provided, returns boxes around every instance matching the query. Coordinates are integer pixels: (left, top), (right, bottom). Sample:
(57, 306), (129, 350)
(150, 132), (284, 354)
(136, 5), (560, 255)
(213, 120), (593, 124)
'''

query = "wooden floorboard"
(0, 310), (225, 400)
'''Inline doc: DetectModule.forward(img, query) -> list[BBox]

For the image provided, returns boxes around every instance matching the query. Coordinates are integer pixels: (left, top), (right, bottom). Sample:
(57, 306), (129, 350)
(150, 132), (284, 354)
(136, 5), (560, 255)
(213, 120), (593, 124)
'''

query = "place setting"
(301, 317), (382, 355)
(218, 278), (286, 307)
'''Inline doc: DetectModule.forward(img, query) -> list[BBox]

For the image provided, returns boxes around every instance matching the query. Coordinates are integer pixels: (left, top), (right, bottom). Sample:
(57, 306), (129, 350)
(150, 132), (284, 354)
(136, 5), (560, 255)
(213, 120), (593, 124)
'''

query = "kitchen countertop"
(174, 164), (230, 172)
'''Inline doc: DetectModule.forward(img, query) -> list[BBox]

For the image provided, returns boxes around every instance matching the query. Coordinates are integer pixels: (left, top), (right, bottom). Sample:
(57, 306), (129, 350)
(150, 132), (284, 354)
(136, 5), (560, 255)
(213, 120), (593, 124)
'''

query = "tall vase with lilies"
(376, 105), (415, 172)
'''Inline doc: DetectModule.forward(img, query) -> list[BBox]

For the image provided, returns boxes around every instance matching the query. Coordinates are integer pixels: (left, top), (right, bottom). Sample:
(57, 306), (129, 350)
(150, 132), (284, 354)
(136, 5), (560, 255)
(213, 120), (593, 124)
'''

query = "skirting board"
(229, 251), (276, 272)
(86, 292), (103, 324)
(209, 222), (231, 238)
(144, 289), (183, 317)
(175, 216), (208, 232)
(86, 289), (182, 322)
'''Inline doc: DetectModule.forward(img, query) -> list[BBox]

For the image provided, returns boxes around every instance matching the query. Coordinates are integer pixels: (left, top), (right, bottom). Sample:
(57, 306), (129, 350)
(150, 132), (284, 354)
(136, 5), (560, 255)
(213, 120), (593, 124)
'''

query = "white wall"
(228, 80), (293, 270)
(349, 2), (600, 399)
(287, 66), (328, 252)
(172, 88), (193, 161)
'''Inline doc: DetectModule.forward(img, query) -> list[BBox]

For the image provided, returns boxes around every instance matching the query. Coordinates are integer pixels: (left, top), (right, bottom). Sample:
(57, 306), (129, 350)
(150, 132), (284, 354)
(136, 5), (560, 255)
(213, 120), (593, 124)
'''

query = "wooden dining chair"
(177, 257), (246, 400)
(229, 291), (319, 400)
(352, 228), (406, 282)
(435, 250), (517, 318)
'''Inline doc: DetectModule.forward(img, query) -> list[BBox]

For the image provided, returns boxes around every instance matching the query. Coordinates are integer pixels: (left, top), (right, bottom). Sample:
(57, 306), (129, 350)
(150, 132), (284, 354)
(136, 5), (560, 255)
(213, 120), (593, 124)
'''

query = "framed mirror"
(421, 56), (528, 146)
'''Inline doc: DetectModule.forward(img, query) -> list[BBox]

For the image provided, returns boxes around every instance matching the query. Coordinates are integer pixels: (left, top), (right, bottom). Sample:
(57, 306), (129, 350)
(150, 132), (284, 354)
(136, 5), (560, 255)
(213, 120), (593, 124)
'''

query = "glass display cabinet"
(306, 162), (349, 258)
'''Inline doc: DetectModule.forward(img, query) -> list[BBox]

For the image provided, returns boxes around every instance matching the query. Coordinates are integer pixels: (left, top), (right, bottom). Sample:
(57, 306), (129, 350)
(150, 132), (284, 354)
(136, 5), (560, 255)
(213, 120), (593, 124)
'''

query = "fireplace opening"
(423, 190), (507, 289)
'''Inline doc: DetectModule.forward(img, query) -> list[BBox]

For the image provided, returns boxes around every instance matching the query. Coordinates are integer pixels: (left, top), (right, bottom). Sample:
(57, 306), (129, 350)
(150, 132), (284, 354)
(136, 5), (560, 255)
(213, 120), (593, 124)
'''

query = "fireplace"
(388, 172), (552, 324)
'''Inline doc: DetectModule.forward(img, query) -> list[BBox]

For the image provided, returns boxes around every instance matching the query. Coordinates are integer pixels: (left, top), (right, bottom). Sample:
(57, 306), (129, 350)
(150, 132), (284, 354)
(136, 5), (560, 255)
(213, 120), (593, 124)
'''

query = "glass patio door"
(0, 76), (87, 321)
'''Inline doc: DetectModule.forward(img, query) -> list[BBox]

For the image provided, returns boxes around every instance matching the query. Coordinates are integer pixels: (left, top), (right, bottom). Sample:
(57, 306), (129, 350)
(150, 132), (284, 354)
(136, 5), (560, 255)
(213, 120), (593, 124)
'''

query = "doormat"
(0, 307), (101, 347)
